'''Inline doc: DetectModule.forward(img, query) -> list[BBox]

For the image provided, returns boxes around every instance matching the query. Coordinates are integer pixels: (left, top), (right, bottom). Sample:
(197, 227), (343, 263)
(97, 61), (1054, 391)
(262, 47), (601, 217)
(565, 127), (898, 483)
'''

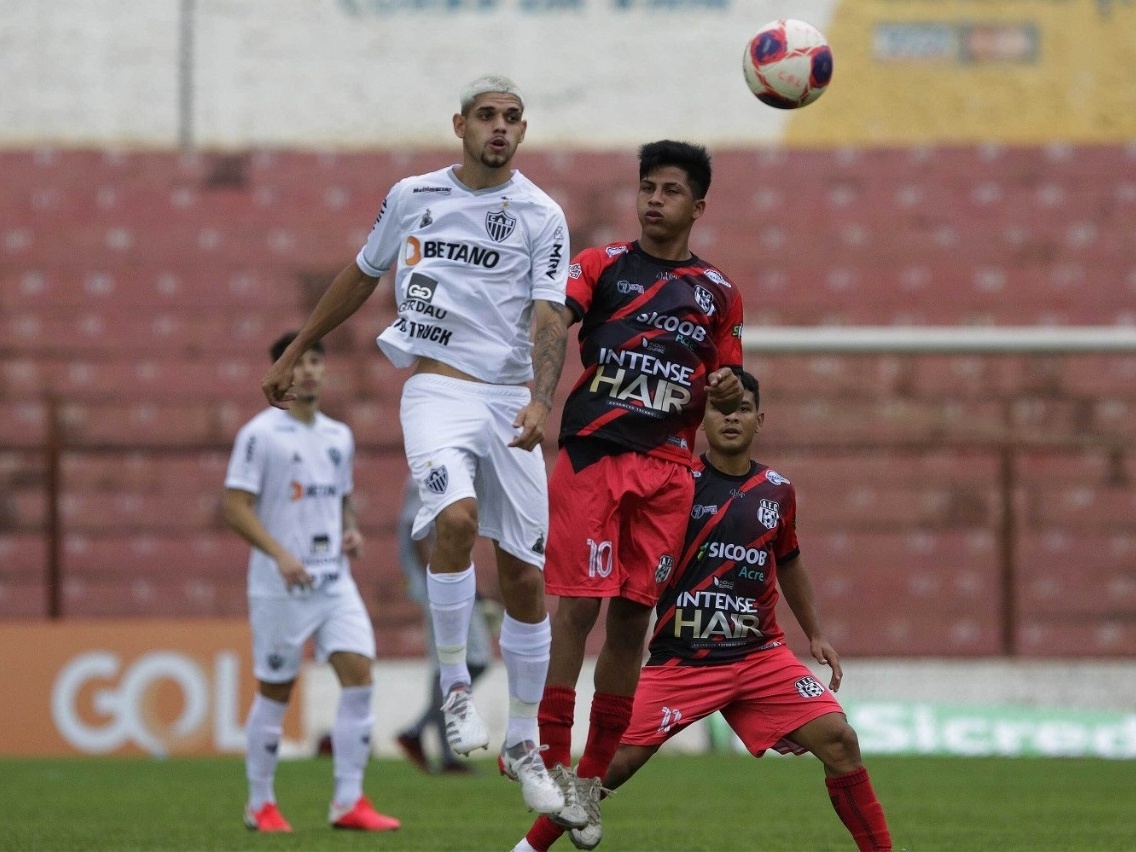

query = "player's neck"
(706, 449), (751, 476)
(638, 235), (692, 263)
(287, 401), (319, 425)
(453, 161), (512, 191)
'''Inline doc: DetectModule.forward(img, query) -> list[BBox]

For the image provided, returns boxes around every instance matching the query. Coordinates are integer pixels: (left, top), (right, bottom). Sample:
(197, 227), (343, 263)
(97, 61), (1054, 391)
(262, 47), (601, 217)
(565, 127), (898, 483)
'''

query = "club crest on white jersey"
(357, 167), (568, 385)
(485, 208), (516, 241)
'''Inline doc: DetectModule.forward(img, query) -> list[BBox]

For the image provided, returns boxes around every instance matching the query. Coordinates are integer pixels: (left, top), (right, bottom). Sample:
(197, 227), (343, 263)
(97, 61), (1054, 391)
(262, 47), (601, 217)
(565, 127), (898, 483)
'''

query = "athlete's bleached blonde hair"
(459, 74), (524, 115)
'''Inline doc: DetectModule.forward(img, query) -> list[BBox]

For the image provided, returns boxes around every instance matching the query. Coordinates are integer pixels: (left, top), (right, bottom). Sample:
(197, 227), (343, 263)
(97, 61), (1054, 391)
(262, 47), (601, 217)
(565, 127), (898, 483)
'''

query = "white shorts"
(400, 373), (549, 568)
(249, 580), (376, 683)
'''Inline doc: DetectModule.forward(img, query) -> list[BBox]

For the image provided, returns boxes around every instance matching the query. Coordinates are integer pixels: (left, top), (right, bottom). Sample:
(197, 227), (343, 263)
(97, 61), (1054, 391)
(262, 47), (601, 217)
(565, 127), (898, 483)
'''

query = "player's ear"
(691, 197), (706, 221)
(755, 412), (765, 431)
(453, 113), (466, 139)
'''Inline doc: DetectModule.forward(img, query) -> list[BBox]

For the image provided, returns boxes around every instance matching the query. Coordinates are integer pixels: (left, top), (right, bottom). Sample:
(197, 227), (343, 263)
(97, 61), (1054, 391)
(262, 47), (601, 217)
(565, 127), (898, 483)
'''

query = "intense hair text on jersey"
(588, 346), (694, 414)
(672, 590), (763, 641)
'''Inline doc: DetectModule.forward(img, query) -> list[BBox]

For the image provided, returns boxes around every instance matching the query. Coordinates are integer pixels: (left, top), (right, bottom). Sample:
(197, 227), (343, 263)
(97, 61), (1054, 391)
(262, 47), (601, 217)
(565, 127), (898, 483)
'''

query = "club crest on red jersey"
(485, 208), (516, 242)
(654, 554), (675, 583)
(694, 284), (716, 315)
(757, 498), (780, 529)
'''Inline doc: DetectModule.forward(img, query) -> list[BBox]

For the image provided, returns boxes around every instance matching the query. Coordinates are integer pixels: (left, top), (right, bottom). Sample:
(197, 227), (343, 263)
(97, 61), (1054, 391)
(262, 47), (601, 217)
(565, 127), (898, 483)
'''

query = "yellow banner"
(789, 0), (1136, 145)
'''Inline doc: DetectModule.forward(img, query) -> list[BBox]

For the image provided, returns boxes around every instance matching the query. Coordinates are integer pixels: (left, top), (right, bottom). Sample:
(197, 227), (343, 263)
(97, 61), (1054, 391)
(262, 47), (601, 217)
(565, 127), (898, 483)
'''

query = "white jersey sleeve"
(340, 427), (355, 499)
(355, 182), (409, 279)
(362, 166), (569, 384)
(529, 196), (569, 305)
(225, 411), (269, 497)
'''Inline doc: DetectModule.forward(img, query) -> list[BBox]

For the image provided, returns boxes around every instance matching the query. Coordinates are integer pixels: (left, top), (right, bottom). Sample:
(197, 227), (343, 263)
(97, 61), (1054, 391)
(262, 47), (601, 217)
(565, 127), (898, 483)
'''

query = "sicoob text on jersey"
(584, 263), (727, 419)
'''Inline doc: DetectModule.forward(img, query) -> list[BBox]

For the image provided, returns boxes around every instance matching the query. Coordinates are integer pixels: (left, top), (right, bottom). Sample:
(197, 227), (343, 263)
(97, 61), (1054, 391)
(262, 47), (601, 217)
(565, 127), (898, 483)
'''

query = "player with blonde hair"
(262, 74), (571, 818)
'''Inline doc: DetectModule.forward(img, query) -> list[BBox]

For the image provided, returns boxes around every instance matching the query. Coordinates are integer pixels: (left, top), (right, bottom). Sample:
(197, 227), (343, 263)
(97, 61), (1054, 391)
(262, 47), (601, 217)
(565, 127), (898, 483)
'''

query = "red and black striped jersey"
(647, 455), (800, 666)
(559, 241), (744, 467)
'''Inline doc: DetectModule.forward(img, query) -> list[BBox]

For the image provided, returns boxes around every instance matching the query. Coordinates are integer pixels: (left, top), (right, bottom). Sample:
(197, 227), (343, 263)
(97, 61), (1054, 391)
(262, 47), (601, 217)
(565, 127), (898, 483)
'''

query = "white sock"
(498, 613), (551, 747)
(332, 684), (374, 808)
(245, 693), (287, 811)
(427, 565), (476, 694)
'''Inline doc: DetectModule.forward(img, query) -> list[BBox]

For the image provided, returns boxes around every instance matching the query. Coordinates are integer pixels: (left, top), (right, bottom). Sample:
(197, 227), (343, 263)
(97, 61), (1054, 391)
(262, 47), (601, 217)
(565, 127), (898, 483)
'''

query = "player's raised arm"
(262, 262), (380, 408)
(707, 366), (743, 414)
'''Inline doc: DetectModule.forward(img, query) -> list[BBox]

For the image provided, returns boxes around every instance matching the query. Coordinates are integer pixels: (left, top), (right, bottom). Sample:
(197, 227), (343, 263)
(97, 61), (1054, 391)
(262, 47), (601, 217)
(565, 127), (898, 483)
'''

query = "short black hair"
(638, 140), (712, 200)
(738, 369), (760, 410)
(269, 331), (324, 363)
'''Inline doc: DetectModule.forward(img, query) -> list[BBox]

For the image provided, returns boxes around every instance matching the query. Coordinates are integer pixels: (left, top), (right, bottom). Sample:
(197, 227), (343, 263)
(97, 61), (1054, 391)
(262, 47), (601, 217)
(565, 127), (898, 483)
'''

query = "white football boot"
(498, 741), (565, 815)
(441, 684), (489, 755)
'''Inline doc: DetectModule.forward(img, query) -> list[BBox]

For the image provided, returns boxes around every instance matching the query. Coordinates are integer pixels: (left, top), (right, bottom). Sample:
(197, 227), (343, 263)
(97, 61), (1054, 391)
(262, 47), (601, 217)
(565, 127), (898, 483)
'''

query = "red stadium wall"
(1, 145), (1133, 658)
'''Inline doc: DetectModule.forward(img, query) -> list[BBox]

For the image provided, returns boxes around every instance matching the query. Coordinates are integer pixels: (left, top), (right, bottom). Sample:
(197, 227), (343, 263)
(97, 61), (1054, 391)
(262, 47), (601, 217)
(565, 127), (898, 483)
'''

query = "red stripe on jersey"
(647, 458), (799, 665)
(650, 465), (771, 648)
(560, 241), (745, 463)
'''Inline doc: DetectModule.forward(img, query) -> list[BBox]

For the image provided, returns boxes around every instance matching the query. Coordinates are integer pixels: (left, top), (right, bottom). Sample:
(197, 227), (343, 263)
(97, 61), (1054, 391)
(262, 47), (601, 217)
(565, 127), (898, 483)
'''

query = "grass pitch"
(3, 753), (1132, 850)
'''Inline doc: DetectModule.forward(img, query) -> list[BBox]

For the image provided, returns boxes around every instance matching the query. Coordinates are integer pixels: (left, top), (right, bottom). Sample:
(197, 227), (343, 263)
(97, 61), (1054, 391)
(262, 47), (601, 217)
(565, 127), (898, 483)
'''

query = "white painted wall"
(0, 0), (837, 148)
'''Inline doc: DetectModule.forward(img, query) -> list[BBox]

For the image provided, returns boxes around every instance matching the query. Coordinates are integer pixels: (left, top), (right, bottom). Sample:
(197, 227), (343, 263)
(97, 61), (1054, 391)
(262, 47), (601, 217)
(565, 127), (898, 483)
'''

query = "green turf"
(2, 754), (1133, 850)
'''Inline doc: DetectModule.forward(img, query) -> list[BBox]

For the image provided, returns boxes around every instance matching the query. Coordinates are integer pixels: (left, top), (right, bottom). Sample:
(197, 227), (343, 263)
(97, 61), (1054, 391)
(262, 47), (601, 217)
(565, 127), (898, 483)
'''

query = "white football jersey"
(225, 407), (355, 599)
(358, 166), (569, 384)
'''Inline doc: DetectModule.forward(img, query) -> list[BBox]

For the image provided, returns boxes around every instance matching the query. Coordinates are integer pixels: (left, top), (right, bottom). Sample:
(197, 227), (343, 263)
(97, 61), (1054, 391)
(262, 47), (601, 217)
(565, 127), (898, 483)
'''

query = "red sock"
(524, 815), (566, 852)
(538, 685), (576, 770)
(576, 692), (634, 781)
(825, 767), (892, 851)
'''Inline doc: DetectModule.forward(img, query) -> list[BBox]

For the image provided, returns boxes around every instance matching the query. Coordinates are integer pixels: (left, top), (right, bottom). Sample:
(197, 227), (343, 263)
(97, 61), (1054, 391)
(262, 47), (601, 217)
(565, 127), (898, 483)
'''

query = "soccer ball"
(743, 19), (833, 109)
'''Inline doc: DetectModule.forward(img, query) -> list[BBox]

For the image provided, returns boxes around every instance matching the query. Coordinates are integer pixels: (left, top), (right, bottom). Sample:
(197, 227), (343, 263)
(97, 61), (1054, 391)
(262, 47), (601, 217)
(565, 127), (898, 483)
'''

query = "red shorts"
(621, 644), (845, 756)
(545, 448), (693, 606)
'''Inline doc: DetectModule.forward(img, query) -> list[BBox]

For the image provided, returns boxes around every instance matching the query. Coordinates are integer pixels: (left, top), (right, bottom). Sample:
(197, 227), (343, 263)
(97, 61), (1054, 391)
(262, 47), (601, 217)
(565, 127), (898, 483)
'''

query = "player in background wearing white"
(395, 473), (494, 774)
(261, 75), (571, 818)
(224, 332), (400, 834)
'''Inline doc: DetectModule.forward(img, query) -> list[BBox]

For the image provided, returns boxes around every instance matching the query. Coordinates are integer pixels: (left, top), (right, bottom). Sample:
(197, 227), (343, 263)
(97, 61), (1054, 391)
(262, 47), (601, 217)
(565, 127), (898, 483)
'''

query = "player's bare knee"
(605, 598), (652, 651)
(820, 722), (863, 774)
(606, 744), (656, 791)
(498, 561), (546, 618)
(259, 679), (295, 703)
(433, 500), (479, 554)
(330, 651), (374, 688)
(554, 596), (602, 636)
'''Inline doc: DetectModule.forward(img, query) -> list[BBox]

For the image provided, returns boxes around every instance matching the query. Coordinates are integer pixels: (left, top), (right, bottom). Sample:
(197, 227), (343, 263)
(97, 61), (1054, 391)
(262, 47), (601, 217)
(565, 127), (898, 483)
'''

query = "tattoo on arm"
(532, 302), (570, 408)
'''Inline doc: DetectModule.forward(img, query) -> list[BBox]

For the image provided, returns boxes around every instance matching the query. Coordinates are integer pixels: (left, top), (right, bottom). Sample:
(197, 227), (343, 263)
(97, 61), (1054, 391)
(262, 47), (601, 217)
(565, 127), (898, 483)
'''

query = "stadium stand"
(1, 144), (1133, 657)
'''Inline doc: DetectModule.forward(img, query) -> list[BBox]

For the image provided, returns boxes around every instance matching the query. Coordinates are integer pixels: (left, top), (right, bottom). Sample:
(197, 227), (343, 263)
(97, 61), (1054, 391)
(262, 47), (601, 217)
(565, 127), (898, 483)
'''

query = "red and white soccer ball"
(743, 19), (834, 109)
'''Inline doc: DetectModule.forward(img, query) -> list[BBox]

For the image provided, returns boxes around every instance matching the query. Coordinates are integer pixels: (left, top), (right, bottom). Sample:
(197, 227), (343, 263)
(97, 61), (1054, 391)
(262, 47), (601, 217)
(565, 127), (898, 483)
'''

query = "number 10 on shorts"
(587, 539), (613, 578)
